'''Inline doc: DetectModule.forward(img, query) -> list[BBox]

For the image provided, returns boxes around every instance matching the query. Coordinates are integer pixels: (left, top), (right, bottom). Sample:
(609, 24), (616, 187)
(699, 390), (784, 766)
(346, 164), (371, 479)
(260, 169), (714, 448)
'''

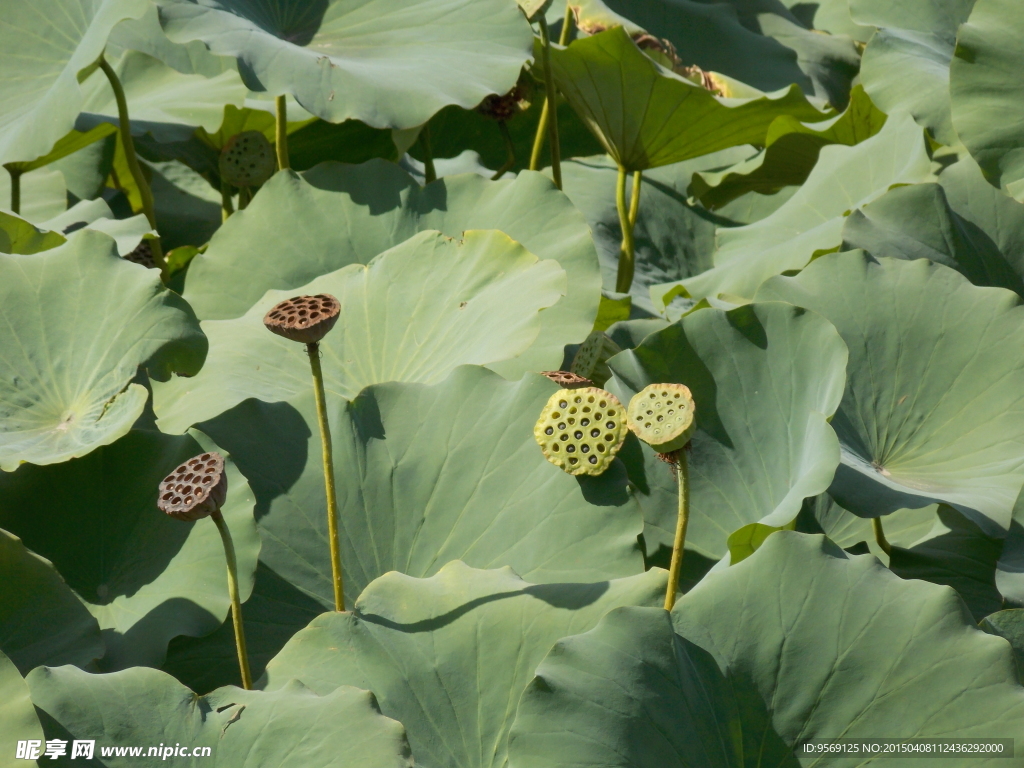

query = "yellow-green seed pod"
(534, 387), (628, 475)
(219, 130), (275, 188)
(570, 331), (621, 387)
(627, 383), (696, 453)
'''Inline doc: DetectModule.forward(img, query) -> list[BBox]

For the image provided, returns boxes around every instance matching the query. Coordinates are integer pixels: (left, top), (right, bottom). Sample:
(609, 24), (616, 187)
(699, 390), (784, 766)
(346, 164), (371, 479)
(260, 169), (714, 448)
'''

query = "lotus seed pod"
(627, 383), (696, 453)
(570, 331), (621, 387)
(534, 387), (628, 475)
(123, 239), (156, 269)
(158, 452), (228, 522)
(219, 130), (276, 188)
(263, 294), (341, 344)
(539, 370), (593, 389)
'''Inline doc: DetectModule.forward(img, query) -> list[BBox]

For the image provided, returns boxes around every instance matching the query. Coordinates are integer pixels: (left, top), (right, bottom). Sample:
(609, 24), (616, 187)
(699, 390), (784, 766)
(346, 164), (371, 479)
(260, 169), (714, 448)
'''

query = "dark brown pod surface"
(158, 452), (227, 522)
(263, 294), (341, 344)
(124, 239), (155, 269)
(540, 370), (593, 389)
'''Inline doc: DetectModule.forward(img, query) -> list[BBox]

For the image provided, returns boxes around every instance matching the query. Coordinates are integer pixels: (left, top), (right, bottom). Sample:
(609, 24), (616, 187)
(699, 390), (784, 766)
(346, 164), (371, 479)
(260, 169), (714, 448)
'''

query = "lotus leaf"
(263, 562), (665, 768)
(0, 428), (259, 670)
(757, 251), (1024, 534)
(606, 302), (846, 559)
(28, 666), (413, 767)
(155, 230), (565, 432)
(182, 161), (599, 373)
(950, 0), (1024, 201)
(0, 528), (103, 674)
(507, 532), (1024, 768)
(691, 84), (887, 208)
(547, 26), (829, 172)
(0, 649), (43, 761)
(0, 231), (206, 471)
(851, 0), (974, 145)
(197, 366), (645, 610)
(0, 0), (148, 164)
(841, 181), (1024, 297)
(981, 609), (1024, 683)
(0, 212), (66, 255)
(155, 0), (533, 130)
(660, 110), (931, 302)
(0, 165), (68, 222)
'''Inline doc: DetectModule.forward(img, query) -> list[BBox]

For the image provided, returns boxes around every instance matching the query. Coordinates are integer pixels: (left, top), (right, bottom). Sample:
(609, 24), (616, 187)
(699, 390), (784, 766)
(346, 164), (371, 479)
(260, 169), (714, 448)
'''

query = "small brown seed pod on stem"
(158, 452), (251, 689)
(264, 294), (345, 612)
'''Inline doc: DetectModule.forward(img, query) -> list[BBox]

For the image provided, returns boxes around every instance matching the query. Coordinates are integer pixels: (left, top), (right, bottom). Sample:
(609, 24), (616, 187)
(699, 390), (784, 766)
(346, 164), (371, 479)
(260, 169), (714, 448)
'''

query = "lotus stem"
(614, 165), (637, 293)
(872, 516), (892, 556)
(307, 341), (345, 611)
(238, 186), (252, 210)
(537, 14), (562, 189)
(275, 94), (290, 170)
(211, 509), (252, 690)
(6, 166), (21, 215)
(628, 170), (642, 227)
(220, 179), (234, 222)
(98, 55), (165, 273)
(664, 450), (690, 611)
(491, 121), (516, 180)
(420, 123), (437, 184)
(529, 1), (572, 172)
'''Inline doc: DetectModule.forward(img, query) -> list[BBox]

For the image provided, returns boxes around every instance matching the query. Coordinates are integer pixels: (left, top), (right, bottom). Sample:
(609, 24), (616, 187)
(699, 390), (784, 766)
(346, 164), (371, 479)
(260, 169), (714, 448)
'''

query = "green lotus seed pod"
(570, 331), (621, 387)
(534, 387), (628, 475)
(627, 383), (696, 453)
(219, 130), (275, 188)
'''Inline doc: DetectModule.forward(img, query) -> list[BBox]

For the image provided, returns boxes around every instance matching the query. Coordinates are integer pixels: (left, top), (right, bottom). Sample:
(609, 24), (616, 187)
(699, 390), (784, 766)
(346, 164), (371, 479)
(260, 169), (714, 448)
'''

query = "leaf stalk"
(6, 166), (21, 215)
(275, 94), (290, 170)
(614, 165), (641, 293)
(872, 516), (892, 556)
(529, 2), (572, 173)
(537, 14), (562, 189)
(664, 450), (689, 611)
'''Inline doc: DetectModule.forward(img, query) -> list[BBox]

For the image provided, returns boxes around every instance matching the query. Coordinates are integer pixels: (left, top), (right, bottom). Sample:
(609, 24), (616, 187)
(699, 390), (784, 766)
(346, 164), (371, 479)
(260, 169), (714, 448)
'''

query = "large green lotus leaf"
(41, 198), (153, 256)
(0, 650), (43, 763)
(0, 428), (259, 672)
(691, 85), (887, 208)
(78, 50), (247, 140)
(606, 302), (847, 559)
(949, 0), (1024, 201)
(507, 533), (1024, 768)
(780, 0), (873, 41)
(197, 366), (645, 610)
(0, 0), (148, 165)
(28, 666), (412, 767)
(981, 609), (1024, 683)
(658, 111), (931, 302)
(571, 0), (860, 104)
(889, 505), (1004, 622)
(0, 231), (206, 471)
(155, 0), (533, 130)
(557, 150), (751, 316)
(547, 26), (828, 172)
(182, 161), (599, 369)
(154, 230), (565, 433)
(841, 181), (1024, 297)
(798, 493), (937, 559)
(0, 211), (65, 255)
(263, 562), (665, 768)
(850, 0), (974, 146)
(0, 529), (103, 674)
(0, 165), (68, 222)
(757, 251), (1024, 535)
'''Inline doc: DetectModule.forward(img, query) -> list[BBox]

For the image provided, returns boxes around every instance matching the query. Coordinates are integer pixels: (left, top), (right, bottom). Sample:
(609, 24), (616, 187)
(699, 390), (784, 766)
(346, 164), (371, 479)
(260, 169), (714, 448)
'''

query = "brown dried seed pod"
(158, 452), (228, 522)
(540, 370), (593, 389)
(263, 294), (341, 344)
(124, 239), (156, 269)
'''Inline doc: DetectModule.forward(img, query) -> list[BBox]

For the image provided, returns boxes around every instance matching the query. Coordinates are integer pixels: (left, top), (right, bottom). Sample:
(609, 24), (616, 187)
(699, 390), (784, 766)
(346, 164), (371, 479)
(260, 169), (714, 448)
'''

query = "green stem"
(6, 166), (21, 215)
(98, 56), (165, 273)
(528, 2), (572, 171)
(420, 123), (437, 184)
(211, 510), (252, 690)
(872, 517), (892, 556)
(538, 14), (562, 189)
(238, 186), (252, 210)
(307, 342), (345, 612)
(614, 164), (636, 293)
(275, 94), (290, 170)
(220, 179), (234, 222)
(664, 451), (689, 611)
(491, 121), (516, 180)
(628, 170), (642, 228)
